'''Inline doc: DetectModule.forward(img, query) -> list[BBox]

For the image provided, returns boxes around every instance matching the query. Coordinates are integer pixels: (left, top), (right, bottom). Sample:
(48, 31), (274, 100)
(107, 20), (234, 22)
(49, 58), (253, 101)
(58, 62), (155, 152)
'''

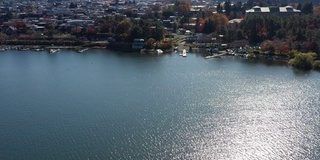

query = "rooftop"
(246, 6), (301, 14)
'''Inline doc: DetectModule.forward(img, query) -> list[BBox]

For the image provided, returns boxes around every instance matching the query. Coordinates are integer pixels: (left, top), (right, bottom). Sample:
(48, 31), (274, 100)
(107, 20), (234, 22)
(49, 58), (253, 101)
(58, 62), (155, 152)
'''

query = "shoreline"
(2, 45), (319, 71)
(0, 44), (287, 60)
(0, 44), (106, 51)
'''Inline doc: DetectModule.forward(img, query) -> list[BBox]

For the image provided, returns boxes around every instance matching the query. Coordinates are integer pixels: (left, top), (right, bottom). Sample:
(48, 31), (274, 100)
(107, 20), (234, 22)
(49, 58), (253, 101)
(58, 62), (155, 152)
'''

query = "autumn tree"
(261, 40), (275, 54)
(147, 25), (165, 41)
(203, 8), (215, 18)
(270, 40), (290, 55)
(202, 14), (228, 34)
(179, 0), (191, 14)
(241, 14), (263, 43)
(314, 7), (320, 14)
(175, 0), (191, 20)
(115, 19), (131, 41)
(242, 14), (282, 43)
(196, 18), (205, 33)
(0, 32), (8, 43)
(145, 38), (156, 49)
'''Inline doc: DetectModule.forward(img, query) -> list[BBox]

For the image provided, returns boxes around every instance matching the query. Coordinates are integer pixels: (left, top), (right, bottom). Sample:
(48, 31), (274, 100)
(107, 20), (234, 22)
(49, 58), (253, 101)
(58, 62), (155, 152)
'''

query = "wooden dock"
(204, 52), (227, 59)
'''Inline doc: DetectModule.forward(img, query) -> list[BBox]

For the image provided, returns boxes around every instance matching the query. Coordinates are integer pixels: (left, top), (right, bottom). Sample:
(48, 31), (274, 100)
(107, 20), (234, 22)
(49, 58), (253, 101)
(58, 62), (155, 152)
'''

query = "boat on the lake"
(182, 49), (187, 57)
(156, 49), (163, 54)
(49, 49), (60, 54)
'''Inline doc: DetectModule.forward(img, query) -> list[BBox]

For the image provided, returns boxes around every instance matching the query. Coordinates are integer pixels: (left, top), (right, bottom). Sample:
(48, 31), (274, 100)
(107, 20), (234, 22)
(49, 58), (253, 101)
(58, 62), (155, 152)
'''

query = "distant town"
(0, 0), (320, 69)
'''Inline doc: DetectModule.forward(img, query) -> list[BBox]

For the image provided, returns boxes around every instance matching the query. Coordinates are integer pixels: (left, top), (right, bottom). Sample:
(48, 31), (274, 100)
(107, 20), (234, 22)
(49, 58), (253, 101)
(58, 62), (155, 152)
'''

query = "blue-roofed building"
(132, 38), (144, 50)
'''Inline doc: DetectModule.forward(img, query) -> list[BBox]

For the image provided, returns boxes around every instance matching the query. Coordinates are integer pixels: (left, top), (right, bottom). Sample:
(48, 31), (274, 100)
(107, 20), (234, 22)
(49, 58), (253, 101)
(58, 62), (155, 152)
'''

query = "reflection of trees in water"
(292, 68), (311, 77)
(240, 57), (288, 67)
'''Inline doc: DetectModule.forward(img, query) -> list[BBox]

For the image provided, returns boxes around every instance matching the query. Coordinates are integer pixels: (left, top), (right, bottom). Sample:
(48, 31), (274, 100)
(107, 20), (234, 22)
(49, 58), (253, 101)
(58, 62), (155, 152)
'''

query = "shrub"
(289, 53), (314, 70)
(261, 40), (275, 54)
(288, 50), (299, 59)
(313, 60), (320, 70)
(144, 38), (156, 49)
(306, 52), (317, 58)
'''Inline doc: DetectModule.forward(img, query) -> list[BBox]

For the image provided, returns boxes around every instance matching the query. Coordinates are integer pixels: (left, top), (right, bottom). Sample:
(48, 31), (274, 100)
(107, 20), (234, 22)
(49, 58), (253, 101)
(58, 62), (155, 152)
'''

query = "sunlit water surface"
(0, 50), (319, 159)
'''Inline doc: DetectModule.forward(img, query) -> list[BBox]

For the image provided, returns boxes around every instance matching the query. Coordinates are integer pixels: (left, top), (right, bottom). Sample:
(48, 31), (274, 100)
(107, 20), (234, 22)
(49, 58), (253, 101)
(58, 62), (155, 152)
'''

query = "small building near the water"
(132, 38), (144, 50)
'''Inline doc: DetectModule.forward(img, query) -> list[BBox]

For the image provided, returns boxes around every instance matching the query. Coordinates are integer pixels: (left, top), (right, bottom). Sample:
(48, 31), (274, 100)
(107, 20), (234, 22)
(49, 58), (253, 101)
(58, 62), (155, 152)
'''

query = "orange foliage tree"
(314, 7), (320, 14)
(174, 0), (191, 17)
(202, 14), (229, 34)
(196, 18), (205, 32)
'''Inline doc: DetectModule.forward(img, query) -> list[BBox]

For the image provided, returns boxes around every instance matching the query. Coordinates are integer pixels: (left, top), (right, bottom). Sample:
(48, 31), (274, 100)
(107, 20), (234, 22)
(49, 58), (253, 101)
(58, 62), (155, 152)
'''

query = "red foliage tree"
(276, 44), (290, 55)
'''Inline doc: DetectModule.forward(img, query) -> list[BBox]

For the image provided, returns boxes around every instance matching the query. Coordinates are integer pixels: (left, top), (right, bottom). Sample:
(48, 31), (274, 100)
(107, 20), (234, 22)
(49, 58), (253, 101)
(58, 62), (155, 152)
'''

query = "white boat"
(49, 49), (60, 54)
(35, 48), (44, 52)
(156, 49), (163, 54)
(182, 49), (187, 57)
(77, 48), (89, 53)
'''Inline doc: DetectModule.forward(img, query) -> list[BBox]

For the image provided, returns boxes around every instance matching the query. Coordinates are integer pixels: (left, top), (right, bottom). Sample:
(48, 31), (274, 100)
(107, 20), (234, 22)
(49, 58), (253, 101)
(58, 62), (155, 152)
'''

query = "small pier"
(204, 51), (228, 59)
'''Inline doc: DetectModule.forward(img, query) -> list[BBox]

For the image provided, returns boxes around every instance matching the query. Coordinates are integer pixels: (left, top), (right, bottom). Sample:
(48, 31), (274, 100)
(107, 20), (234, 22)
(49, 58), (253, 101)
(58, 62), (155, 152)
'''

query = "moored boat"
(156, 49), (163, 54)
(49, 49), (60, 54)
(182, 49), (187, 57)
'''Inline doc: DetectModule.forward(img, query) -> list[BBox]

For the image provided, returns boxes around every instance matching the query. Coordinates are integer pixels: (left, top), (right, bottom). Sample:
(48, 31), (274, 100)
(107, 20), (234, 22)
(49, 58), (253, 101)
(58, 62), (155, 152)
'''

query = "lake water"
(0, 50), (319, 160)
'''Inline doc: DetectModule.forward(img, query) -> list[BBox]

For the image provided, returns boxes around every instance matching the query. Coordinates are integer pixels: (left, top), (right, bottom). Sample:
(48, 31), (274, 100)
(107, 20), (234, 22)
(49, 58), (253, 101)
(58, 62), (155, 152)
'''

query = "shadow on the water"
(109, 50), (166, 58)
(292, 68), (312, 77)
(240, 58), (288, 67)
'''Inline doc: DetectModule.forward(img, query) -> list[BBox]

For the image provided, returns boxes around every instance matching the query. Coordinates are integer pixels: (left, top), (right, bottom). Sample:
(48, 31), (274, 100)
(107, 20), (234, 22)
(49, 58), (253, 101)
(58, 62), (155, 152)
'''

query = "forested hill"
(232, 0), (319, 6)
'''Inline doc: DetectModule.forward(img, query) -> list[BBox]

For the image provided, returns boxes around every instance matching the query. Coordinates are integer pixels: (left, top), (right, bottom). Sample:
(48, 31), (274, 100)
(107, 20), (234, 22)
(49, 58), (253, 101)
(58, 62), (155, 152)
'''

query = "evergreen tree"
(224, 0), (232, 16)
(217, 3), (222, 13)
(69, 2), (77, 8)
(297, 3), (302, 10)
(5, 11), (13, 20)
(301, 2), (313, 14)
(130, 25), (143, 40)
